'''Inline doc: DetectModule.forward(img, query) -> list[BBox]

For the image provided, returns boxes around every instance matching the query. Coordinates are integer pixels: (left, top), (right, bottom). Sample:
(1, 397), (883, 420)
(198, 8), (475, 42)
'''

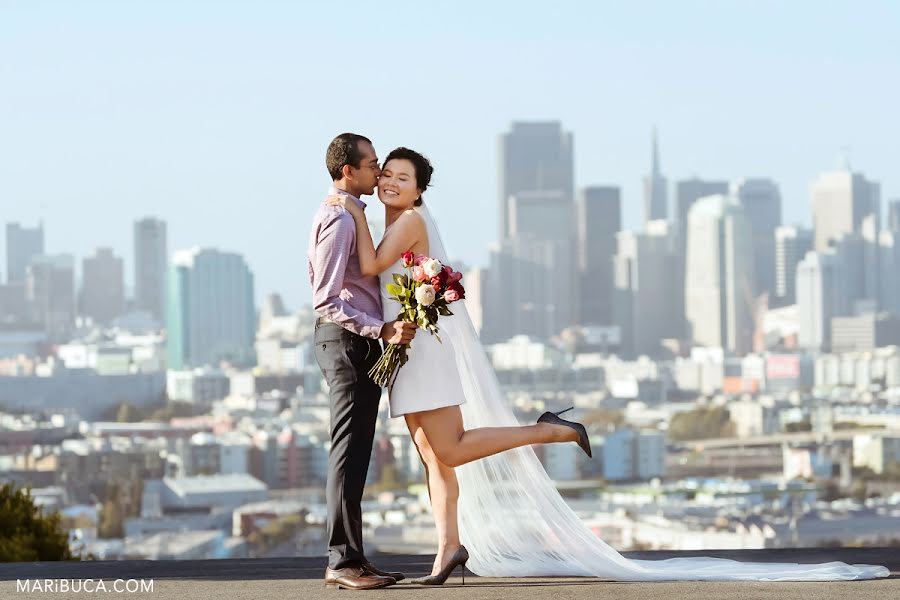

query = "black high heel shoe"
(410, 545), (469, 586)
(537, 407), (592, 457)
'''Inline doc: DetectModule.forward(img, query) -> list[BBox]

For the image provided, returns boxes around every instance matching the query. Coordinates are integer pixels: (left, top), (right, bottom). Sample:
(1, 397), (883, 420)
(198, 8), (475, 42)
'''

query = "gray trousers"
(313, 320), (383, 570)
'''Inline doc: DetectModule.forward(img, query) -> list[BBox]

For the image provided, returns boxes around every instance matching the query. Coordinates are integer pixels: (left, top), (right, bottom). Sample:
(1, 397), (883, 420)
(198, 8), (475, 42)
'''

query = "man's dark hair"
(383, 147), (434, 206)
(326, 133), (372, 181)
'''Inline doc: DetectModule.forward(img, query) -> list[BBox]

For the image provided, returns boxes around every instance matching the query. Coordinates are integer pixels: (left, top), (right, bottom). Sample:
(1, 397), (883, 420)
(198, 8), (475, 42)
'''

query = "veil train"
(414, 202), (889, 582)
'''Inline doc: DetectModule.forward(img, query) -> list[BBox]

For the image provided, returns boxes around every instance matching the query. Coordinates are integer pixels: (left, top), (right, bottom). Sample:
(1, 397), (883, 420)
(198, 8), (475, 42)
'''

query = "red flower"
(402, 251), (415, 268)
(441, 265), (463, 284)
(431, 268), (449, 290)
(448, 280), (466, 299)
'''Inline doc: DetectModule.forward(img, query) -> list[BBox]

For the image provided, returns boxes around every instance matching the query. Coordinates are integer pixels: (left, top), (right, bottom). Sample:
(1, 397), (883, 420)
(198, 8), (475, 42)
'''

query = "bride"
(325, 147), (889, 585)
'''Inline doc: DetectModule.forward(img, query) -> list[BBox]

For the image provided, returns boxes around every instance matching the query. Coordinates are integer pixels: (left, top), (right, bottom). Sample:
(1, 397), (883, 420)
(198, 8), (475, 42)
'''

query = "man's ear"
(341, 164), (353, 180)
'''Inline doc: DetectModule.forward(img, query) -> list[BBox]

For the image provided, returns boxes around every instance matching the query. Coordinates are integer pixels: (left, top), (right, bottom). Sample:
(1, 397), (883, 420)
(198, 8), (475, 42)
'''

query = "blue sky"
(2, 0), (898, 309)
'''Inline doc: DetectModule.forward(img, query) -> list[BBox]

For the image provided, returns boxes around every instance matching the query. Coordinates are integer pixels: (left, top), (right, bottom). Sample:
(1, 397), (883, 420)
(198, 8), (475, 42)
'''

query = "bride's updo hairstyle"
(384, 147), (433, 207)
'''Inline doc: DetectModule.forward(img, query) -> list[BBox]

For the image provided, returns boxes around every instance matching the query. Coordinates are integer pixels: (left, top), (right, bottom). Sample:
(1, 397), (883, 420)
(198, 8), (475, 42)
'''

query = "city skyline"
(2, 1), (899, 310)
(4, 1), (900, 569)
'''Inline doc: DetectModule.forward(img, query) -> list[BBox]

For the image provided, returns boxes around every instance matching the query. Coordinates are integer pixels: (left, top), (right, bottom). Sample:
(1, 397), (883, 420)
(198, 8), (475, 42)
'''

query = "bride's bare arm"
(325, 197), (425, 276)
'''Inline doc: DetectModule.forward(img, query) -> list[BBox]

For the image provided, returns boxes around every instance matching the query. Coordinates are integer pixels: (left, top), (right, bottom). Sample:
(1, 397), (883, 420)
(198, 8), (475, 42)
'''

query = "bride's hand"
(325, 195), (364, 220)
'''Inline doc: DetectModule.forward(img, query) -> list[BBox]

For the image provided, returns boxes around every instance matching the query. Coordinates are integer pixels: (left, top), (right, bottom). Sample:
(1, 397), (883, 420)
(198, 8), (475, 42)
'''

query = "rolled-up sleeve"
(311, 214), (385, 339)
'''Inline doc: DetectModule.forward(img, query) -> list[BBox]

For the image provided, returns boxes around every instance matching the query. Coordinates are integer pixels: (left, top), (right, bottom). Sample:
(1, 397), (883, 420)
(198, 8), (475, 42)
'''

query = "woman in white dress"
(325, 147), (890, 586)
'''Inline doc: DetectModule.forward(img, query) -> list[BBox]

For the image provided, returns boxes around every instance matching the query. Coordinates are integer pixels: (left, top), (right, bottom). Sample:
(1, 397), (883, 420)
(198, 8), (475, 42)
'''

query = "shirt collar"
(328, 186), (367, 211)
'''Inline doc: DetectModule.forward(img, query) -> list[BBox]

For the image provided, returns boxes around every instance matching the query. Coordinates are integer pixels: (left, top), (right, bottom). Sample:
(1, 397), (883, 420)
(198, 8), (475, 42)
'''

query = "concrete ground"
(0, 548), (896, 600)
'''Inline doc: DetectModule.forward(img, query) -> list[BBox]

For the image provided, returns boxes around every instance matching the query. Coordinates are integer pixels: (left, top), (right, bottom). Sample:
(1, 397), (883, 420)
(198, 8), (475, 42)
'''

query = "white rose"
(415, 284), (436, 307)
(423, 258), (443, 278)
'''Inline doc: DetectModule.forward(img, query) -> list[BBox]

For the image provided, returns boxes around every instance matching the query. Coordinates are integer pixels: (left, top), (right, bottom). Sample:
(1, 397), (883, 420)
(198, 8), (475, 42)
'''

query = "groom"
(308, 133), (417, 590)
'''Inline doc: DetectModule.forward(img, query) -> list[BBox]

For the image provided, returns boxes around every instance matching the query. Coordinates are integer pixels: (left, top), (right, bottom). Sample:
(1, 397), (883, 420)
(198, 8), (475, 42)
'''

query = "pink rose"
(444, 289), (460, 303)
(415, 255), (429, 267)
(412, 266), (428, 282)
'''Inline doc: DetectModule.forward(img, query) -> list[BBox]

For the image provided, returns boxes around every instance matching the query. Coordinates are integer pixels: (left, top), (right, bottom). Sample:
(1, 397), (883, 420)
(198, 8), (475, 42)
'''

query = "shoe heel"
(460, 563), (465, 585)
(554, 406), (574, 416)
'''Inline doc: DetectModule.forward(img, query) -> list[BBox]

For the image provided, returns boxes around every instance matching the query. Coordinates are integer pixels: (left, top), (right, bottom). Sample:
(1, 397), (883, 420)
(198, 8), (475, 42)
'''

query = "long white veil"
(414, 202), (889, 581)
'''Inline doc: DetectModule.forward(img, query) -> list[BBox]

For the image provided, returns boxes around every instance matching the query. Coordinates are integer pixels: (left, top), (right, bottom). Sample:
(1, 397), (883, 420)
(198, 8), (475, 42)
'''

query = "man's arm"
(312, 214), (385, 339)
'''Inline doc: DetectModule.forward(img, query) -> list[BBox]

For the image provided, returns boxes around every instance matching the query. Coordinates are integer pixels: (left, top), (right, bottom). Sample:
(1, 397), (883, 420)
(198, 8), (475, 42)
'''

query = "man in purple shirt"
(309, 133), (416, 590)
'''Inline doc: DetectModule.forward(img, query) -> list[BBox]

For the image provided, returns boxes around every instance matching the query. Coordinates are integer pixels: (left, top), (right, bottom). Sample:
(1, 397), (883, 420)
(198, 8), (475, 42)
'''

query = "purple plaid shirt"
(307, 187), (384, 339)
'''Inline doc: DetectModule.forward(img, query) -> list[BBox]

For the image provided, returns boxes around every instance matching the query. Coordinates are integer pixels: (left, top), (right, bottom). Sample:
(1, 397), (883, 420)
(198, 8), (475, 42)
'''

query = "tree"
(884, 461), (900, 481)
(784, 420), (812, 433)
(0, 483), (75, 562)
(668, 406), (734, 441)
(582, 409), (625, 429)
(850, 479), (869, 502)
(99, 401), (146, 423)
(97, 482), (125, 539)
(147, 401), (206, 422)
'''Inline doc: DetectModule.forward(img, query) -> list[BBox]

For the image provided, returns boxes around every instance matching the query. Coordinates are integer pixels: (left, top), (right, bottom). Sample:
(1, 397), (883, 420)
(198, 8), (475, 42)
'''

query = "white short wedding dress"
(380, 221), (466, 418)
(377, 203), (889, 582)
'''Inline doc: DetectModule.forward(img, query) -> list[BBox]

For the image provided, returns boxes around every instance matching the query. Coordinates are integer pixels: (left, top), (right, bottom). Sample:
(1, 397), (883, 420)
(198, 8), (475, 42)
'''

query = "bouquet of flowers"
(369, 251), (466, 388)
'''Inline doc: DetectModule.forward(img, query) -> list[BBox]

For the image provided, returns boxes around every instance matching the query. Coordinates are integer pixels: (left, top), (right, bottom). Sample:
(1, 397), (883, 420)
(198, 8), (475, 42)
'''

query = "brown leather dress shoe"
(363, 561), (405, 582)
(324, 566), (394, 590)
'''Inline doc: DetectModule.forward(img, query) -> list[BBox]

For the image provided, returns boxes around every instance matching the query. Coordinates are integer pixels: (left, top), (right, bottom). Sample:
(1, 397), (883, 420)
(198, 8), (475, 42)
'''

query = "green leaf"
(386, 283), (402, 296)
(393, 273), (405, 286)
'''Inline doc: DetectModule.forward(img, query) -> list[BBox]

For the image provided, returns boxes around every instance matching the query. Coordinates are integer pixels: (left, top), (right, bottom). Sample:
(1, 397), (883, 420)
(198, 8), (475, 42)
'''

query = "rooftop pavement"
(1, 547), (897, 600)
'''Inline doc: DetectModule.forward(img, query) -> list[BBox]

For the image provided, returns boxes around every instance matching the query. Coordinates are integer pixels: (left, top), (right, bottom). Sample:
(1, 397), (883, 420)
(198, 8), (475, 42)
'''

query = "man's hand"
(380, 320), (417, 345)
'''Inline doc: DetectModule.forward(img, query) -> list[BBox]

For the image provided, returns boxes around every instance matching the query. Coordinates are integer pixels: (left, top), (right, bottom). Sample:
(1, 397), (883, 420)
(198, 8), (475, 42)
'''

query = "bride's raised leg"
(412, 405), (578, 468)
(405, 413), (461, 576)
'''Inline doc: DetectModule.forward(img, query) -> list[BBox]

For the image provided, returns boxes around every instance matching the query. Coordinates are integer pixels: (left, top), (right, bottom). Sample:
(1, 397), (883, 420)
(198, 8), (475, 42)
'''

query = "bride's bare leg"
(406, 413), (461, 575)
(414, 405), (578, 468)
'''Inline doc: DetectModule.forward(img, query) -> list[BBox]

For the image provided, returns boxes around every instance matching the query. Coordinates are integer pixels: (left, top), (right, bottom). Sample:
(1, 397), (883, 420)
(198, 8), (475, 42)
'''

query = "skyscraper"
(675, 178), (729, 237)
(5, 222), (44, 283)
(672, 178), (729, 340)
(732, 178), (782, 298)
(810, 168), (880, 253)
(887, 198), (900, 233)
(481, 237), (575, 343)
(797, 250), (840, 351)
(497, 121), (574, 240)
(166, 248), (256, 369)
(0, 282), (28, 325)
(642, 128), (668, 224)
(879, 231), (900, 316)
(25, 254), (75, 341)
(775, 226), (813, 306)
(134, 217), (168, 322)
(831, 231), (875, 314)
(684, 195), (756, 354)
(80, 248), (125, 325)
(507, 190), (573, 241)
(613, 221), (679, 357)
(577, 186), (621, 326)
